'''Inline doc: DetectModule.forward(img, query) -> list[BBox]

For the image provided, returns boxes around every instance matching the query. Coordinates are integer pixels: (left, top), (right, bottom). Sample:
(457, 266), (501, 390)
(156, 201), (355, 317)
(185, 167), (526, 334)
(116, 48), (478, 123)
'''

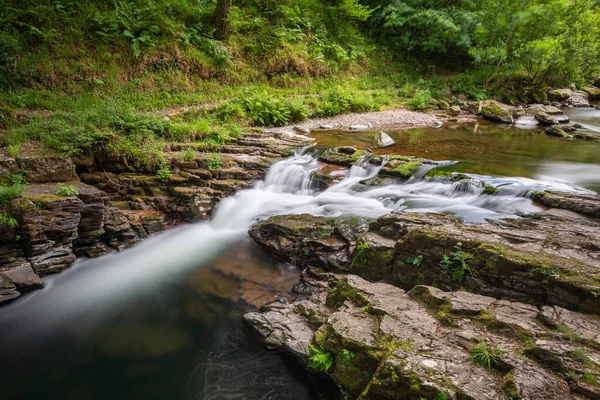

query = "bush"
(179, 147), (196, 161)
(207, 154), (222, 170)
(155, 160), (172, 180)
(55, 183), (79, 196)
(0, 173), (24, 204)
(407, 89), (431, 111)
(241, 94), (291, 127)
(0, 32), (21, 89)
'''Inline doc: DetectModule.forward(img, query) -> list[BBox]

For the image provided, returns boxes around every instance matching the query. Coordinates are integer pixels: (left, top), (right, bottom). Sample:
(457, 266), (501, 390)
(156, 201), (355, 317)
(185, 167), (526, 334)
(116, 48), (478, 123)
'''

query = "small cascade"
(0, 148), (593, 333)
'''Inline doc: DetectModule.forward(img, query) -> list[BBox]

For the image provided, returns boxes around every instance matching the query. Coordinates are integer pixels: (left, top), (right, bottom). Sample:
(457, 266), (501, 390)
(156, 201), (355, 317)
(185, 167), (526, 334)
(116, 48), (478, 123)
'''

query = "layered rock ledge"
(245, 193), (600, 399)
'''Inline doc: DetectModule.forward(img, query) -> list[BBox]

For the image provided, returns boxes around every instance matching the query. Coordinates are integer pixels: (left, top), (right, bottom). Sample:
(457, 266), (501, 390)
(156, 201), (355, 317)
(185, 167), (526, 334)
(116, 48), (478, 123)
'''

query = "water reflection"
(311, 122), (600, 192)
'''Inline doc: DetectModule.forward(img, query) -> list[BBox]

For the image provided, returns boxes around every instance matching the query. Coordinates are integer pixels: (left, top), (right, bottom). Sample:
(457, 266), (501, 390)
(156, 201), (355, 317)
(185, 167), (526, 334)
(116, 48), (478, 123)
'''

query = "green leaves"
(308, 344), (334, 372)
(471, 339), (503, 369)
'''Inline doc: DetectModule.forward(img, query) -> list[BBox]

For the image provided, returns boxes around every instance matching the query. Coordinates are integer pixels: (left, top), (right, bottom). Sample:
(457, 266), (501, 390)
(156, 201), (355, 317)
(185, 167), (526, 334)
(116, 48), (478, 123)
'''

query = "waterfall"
(0, 149), (592, 332)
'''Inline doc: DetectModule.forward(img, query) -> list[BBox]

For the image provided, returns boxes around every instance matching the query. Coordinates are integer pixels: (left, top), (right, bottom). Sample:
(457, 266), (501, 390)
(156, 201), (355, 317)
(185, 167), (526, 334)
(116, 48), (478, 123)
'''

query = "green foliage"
(241, 94), (292, 127)
(315, 88), (379, 117)
(351, 239), (369, 267)
(155, 160), (172, 181)
(0, 211), (18, 229)
(406, 89), (431, 111)
(0, 173), (24, 205)
(308, 344), (334, 372)
(55, 184), (79, 197)
(0, 31), (21, 89)
(207, 154), (222, 170)
(440, 242), (475, 284)
(337, 349), (356, 364)
(407, 255), (423, 267)
(471, 339), (503, 369)
(7, 143), (20, 156)
(179, 147), (197, 162)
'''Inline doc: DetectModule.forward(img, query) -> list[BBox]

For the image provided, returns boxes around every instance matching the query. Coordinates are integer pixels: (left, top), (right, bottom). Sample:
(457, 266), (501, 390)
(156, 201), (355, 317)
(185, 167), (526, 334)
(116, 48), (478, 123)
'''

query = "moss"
(503, 372), (521, 400)
(482, 186), (497, 195)
(351, 150), (369, 161)
(425, 168), (469, 181)
(325, 279), (369, 308)
(392, 160), (422, 178)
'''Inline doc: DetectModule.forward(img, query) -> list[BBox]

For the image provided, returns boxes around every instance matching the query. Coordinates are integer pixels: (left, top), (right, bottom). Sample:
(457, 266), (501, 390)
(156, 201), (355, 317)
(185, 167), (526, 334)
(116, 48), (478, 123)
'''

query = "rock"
(596, 104), (600, 110)
(514, 116), (539, 127)
(250, 209), (600, 315)
(535, 111), (559, 125)
(573, 123), (583, 129)
(539, 305), (600, 346)
(349, 124), (371, 131)
(319, 124), (333, 130)
(548, 89), (572, 101)
(245, 273), (596, 399)
(244, 300), (318, 359)
(15, 156), (77, 183)
(531, 191), (600, 219)
(567, 94), (590, 108)
(583, 87), (600, 100)
(438, 100), (449, 110)
(0, 274), (19, 303)
(376, 131), (395, 148)
(446, 105), (461, 116)
(0, 260), (43, 290)
(0, 155), (19, 179)
(573, 132), (600, 141)
(545, 126), (568, 137)
(293, 126), (310, 134)
(480, 100), (514, 124)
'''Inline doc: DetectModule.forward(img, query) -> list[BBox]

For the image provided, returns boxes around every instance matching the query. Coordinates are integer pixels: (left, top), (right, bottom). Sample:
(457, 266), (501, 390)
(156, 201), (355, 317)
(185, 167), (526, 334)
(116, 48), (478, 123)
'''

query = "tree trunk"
(214, 0), (231, 41)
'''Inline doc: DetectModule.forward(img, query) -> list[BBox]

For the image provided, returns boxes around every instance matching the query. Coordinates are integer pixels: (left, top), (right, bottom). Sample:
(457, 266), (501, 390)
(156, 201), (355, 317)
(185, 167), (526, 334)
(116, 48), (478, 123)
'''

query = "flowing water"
(1, 109), (599, 399)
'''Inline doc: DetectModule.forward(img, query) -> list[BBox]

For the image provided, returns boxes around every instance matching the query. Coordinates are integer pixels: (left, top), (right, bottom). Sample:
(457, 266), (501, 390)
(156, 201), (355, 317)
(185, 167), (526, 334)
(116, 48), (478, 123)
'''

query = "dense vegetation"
(0, 0), (599, 168)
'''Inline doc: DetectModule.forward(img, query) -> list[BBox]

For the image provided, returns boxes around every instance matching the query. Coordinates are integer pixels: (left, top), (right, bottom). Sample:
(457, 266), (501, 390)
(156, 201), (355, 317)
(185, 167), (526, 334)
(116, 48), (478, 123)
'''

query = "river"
(0, 107), (599, 399)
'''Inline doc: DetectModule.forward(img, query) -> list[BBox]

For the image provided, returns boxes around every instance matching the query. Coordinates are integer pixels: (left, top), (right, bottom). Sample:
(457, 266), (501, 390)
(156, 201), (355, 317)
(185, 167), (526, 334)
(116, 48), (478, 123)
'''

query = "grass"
(55, 184), (79, 196)
(471, 339), (503, 369)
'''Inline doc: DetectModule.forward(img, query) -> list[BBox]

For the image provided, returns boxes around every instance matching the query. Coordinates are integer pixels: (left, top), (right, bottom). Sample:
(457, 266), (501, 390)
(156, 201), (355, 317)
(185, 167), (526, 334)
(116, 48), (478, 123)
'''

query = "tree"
(214, 0), (230, 41)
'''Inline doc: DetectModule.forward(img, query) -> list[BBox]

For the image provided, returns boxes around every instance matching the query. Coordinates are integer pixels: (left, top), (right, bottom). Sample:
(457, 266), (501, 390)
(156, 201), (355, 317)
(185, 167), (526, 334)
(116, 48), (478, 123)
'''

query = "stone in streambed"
(583, 87), (600, 100)
(376, 131), (395, 148)
(535, 111), (559, 125)
(480, 100), (514, 123)
(545, 126), (568, 137)
(548, 89), (573, 101)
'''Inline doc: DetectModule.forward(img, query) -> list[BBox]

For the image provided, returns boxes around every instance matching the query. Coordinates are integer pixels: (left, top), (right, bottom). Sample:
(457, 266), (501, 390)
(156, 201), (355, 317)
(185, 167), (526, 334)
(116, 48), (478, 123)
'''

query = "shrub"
(0, 32), (22, 89)
(55, 184), (79, 196)
(241, 94), (291, 127)
(0, 211), (18, 229)
(0, 174), (24, 204)
(155, 160), (172, 181)
(407, 89), (431, 111)
(179, 147), (196, 161)
(7, 144), (20, 156)
(207, 154), (222, 170)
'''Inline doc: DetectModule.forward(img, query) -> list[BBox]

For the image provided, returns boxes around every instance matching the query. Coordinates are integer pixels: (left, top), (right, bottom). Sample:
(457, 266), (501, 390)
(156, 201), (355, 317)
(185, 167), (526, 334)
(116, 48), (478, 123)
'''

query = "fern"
(308, 344), (334, 372)
(0, 211), (18, 229)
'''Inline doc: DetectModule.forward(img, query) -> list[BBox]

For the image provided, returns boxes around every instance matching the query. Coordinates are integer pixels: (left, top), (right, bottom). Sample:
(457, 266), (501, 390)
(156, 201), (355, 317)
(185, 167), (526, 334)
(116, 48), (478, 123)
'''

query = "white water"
(0, 150), (592, 329)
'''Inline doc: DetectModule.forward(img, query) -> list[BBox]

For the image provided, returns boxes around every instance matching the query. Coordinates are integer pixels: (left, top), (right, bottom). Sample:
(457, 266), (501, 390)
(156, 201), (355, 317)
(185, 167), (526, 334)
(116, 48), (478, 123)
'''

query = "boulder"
(293, 126), (310, 134)
(376, 131), (395, 148)
(545, 126), (568, 137)
(480, 100), (514, 123)
(548, 89), (572, 101)
(567, 94), (590, 108)
(583, 87), (600, 100)
(535, 111), (559, 125)
(446, 105), (461, 116)
(437, 100), (449, 110)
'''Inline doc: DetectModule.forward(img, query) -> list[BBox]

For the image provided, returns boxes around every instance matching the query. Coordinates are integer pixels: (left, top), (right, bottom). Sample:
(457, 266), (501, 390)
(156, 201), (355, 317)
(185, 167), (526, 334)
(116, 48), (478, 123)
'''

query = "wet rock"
(15, 155), (77, 183)
(349, 124), (371, 131)
(0, 260), (42, 290)
(545, 126), (568, 137)
(535, 111), (559, 125)
(481, 100), (514, 124)
(531, 191), (600, 219)
(319, 124), (333, 129)
(376, 131), (395, 148)
(438, 100), (450, 110)
(548, 89), (573, 101)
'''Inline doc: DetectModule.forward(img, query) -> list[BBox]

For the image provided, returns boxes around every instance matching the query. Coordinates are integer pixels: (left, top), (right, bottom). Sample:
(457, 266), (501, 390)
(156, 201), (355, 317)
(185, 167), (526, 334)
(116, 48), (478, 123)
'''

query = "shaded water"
(1, 111), (599, 399)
